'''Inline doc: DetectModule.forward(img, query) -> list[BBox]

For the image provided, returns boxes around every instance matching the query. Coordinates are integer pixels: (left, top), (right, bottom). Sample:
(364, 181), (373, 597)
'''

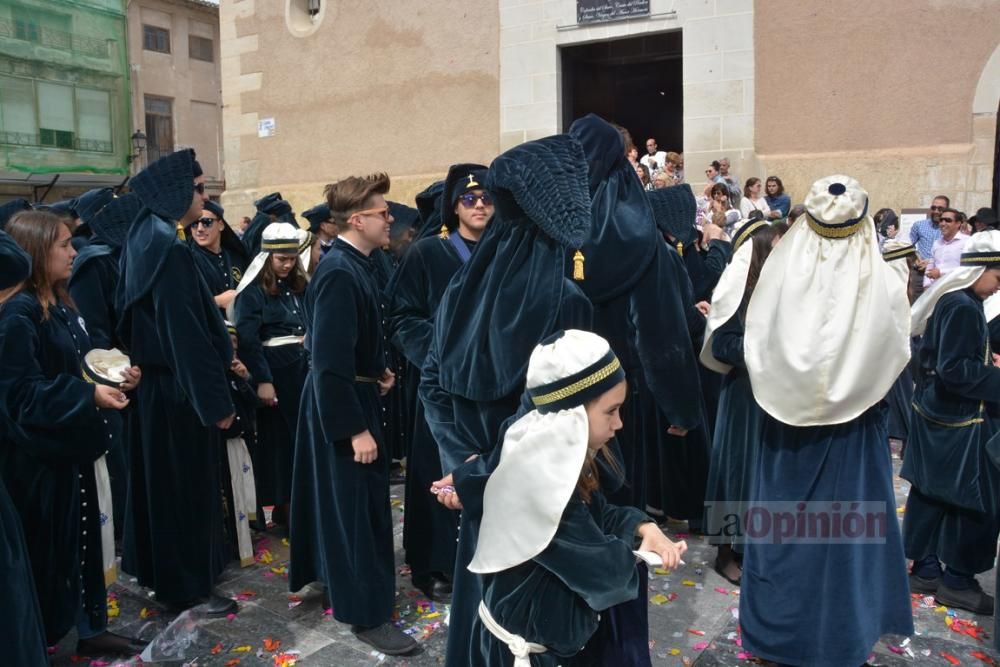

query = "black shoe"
(935, 580), (994, 615)
(413, 574), (453, 602)
(351, 622), (419, 655)
(192, 592), (239, 617)
(76, 631), (147, 657)
(909, 573), (940, 594)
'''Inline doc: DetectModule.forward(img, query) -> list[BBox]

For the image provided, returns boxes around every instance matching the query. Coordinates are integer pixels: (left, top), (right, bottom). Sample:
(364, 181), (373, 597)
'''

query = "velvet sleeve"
(152, 244), (234, 426)
(935, 300), (1000, 401)
(703, 240), (731, 282)
(419, 338), (467, 474)
(712, 312), (746, 368)
(234, 286), (272, 385)
(310, 267), (368, 441)
(68, 260), (114, 350)
(630, 242), (703, 430)
(0, 230), (30, 289)
(534, 498), (641, 612)
(592, 491), (650, 543)
(0, 307), (104, 463)
(386, 245), (434, 368)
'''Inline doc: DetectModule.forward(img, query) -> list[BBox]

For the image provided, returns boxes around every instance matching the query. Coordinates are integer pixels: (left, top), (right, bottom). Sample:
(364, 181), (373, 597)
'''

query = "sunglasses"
(193, 182), (206, 195)
(192, 218), (215, 228)
(458, 192), (493, 208)
(940, 217), (958, 223)
(929, 205), (944, 211)
(353, 206), (391, 222)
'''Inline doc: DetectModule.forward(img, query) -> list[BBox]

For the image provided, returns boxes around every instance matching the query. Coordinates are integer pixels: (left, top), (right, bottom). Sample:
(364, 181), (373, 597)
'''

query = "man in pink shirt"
(924, 208), (969, 286)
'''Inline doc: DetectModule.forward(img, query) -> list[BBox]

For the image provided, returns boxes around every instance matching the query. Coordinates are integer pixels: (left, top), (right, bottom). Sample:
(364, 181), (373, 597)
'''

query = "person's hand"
(119, 366), (141, 392)
(702, 222), (725, 243)
(695, 301), (710, 317)
(926, 267), (941, 280)
(431, 473), (462, 510)
(637, 523), (688, 570)
(351, 430), (378, 464)
(914, 258), (928, 270)
(257, 382), (277, 407)
(216, 413), (235, 430)
(992, 353), (1000, 368)
(231, 358), (249, 380)
(667, 425), (689, 437)
(215, 289), (237, 309)
(378, 367), (396, 396)
(94, 384), (129, 410)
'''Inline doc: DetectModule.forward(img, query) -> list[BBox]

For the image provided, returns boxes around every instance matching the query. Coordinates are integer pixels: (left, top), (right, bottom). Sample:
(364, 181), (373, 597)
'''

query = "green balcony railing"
(0, 130), (114, 153)
(0, 18), (110, 58)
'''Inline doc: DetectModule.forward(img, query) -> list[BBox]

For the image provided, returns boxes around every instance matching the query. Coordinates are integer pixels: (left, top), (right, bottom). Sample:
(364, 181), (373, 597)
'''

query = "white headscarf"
(468, 329), (625, 574)
(743, 175), (910, 426)
(235, 222), (310, 295)
(881, 239), (916, 292)
(699, 219), (769, 374)
(910, 229), (1000, 336)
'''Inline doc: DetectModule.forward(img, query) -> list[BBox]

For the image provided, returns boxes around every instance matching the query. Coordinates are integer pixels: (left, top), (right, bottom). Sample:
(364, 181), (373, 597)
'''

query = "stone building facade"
(218, 0), (998, 220)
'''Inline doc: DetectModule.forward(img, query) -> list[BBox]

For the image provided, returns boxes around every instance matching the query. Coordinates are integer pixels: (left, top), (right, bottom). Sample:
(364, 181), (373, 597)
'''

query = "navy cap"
(255, 192), (293, 218)
(75, 188), (116, 225)
(0, 198), (32, 230)
(302, 203), (332, 232)
(440, 163), (488, 232)
(203, 199), (225, 220)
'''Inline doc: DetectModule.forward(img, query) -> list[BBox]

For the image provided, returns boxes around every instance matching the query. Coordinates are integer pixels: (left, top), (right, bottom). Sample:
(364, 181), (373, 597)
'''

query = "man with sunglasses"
(117, 149), (238, 616)
(385, 164), (493, 604)
(924, 208), (969, 287)
(187, 200), (250, 314)
(910, 195), (949, 297)
(289, 172), (418, 657)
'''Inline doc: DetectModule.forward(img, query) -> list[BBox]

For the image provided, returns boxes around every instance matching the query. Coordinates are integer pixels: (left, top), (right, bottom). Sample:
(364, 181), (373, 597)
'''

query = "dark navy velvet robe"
(0, 294), (117, 643)
(190, 243), (245, 298)
(69, 244), (130, 537)
(0, 232), (47, 665)
(234, 281), (308, 506)
(386, 234), (466, 580)
(703, 312), (763, 550)
(740, 406), (913, 666)
(901, 288), (1000, 573)
(421, 279), (593, 667)
(118, 214), (235, 604)
(371, 248), (409, 462)
(288, 238), (395, 627)
(475, 492), (648, 666)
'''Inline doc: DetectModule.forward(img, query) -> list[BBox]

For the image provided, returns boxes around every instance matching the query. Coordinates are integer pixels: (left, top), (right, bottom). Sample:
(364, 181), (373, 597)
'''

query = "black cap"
(440, 163), (488, 232)
(302, 203), (332, 232)
(0, 198), (32, 230)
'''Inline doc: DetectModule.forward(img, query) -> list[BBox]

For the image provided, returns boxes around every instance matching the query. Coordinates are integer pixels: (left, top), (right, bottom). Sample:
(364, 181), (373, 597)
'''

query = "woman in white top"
(739, 177), (771, 219)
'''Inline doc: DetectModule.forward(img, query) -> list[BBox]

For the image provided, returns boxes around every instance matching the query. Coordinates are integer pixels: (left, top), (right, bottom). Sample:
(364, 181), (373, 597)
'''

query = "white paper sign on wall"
(258, 118), (276, 138)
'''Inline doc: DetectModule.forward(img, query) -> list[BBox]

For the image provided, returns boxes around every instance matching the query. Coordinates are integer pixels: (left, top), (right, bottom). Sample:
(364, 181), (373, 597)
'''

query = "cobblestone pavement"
(53, 446), (997, 666)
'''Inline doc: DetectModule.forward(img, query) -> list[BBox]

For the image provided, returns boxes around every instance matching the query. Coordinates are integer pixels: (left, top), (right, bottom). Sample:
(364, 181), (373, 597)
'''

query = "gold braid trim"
(805, 216), (864, 239)
(733, 221), (768, 252)
(262, 241), (301, 251)
(531, 358), (621, 407)
(961, 255), (1000, 265)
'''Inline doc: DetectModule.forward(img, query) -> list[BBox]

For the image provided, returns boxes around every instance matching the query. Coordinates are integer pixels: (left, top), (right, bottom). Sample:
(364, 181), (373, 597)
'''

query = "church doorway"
(560, 30), (683, 154)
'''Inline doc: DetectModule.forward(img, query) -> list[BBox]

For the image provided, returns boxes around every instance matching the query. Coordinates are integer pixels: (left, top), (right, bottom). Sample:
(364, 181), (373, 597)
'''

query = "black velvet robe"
(118, 214), (235, 604)
(386, 234), (467, 580)
(901, 288), (1000, 573)
(68, 244), (130, 537)
(475, 492), (648, 666)
(0, 294), (116, 643)
(371, 248), (409, 462)
(288, 238), (395, 627)
(190, 243), (245, 298)
(234, 282), (308, 506)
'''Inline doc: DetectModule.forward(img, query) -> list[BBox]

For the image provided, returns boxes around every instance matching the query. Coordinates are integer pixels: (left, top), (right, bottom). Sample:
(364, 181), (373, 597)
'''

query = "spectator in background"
(704, 161), (725, 197)
(238, 216), (251, 239)
(653, 172), (671, 189)
(627, 145), (640, 169)
(659, 153), (681, 186)
(970, 207), (998, 233)
(764, 176), (791, 220)
(635, 163), (653, 191)
(910, 195), (948, 299)
(924, 208), (968, 287)
(874, 208), (899, 251)
(957, 211), (971, 236)
(719, 157), (742, 207)
(700, 182), (740, 234)
(641, 138), (667, 174)
(739, 178), (771, 220)
(672, 152), (685, 183)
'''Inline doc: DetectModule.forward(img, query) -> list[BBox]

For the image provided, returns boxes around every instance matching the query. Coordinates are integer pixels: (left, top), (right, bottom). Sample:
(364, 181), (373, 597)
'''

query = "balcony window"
(143, 24), (170, 53)
(189, 35), (213, 62)
(0, 76), (114, 153)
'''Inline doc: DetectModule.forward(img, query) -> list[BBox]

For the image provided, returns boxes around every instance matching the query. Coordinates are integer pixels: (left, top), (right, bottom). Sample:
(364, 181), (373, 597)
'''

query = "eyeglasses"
(930, 205), (944, 211)
(192, 218), (215, 228)
(352, 206), (391, 222)
(194, 183), (206, 195)
(458, 192), (493, 208)
(940, 217), (957, 223)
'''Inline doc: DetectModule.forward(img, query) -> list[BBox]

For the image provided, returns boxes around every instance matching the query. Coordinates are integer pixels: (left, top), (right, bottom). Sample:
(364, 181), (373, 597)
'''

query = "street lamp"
(127, 130), (147, 163)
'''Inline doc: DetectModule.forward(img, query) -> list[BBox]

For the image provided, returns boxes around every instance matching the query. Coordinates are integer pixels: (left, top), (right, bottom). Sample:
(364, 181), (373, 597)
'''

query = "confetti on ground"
(226, 612), (237, 621)
(971, 651), (998, 665)
(273, 652), (300, 666)
(139, 607), (157, 619)
(90, 660), (111, 666)
(106, 595), (119, 619)
(281, 538), (290, 546)
(681, 580), (697, 587)
(693, 641), (708, 650)
(211, 643), (224, 655)
(654, 567), (671, 575)
(232, 645), (252, 653)
(687, 629), (705, 636)
(714, 586), (729, 594)
(224, 660), (241, 667)
(263, 637), (282, 652)
(234, 590), (257, 601)
(940, 651), (961, 665)
(650, 593), (669, 605)
(323, 607), (333, 616)
(668, 648), (681, 656)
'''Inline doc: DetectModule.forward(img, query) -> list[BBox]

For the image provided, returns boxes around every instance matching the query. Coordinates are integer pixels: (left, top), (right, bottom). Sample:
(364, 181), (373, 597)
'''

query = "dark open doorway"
(560, 31), (683, 153)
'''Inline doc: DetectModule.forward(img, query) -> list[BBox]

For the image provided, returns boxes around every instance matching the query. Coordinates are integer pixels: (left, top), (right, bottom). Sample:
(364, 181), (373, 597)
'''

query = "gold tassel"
(676, 240), (684, 255)
(176, 222), (186, 241)
(573, 249), (585, 281)
(439, 224), (449, 239)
